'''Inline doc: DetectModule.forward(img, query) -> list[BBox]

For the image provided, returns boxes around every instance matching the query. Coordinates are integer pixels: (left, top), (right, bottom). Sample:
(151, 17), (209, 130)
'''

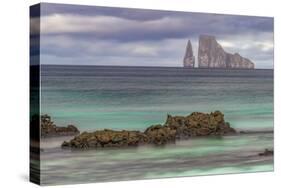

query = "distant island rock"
(198, 35), (255, 69)
(183, 40), (195, 68)
(61, 111), (236, 149)
(184, 35), (255, 69)
(41, 114), (80, 137)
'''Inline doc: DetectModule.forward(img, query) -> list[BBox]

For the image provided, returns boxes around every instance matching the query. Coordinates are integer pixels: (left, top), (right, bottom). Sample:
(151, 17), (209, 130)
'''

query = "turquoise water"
(40, 133), (273, 185)
(40, 65), (273, 185)
(41, 65), (273, 132)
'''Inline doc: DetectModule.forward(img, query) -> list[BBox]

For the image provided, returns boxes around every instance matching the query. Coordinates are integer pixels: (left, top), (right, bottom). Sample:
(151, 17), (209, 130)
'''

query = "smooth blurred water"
(40, 133), (273, 185)
(40, 65), (273, 185)
(41, 65), (273, 132)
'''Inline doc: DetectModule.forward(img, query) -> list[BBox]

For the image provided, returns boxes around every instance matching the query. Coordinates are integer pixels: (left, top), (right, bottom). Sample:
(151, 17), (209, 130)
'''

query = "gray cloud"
(38, 13), (273, 42)
(38, 3), (274, 68)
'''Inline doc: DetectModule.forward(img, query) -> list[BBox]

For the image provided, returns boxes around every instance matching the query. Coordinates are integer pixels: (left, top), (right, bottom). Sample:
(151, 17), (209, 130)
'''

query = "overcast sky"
(31, 3), (274, 69)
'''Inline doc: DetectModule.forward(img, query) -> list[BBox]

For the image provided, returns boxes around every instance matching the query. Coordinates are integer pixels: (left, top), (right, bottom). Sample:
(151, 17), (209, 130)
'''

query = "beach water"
(40, 65), (273, 185)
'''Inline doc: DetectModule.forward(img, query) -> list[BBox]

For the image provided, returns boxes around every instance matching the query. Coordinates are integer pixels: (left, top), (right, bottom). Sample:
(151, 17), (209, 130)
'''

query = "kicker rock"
(198, 35), (255, 69)
(183, 40), (195, 68)
(226, 53), (255, 69)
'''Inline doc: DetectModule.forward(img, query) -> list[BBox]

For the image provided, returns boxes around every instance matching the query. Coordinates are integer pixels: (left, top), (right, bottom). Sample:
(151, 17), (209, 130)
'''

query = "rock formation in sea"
(198, 35), (255, 69)
(183, 40), (195, 68)
(61, 111), (236, 149)
(258, 149), (273, 156)
(41, 114), (80, 137)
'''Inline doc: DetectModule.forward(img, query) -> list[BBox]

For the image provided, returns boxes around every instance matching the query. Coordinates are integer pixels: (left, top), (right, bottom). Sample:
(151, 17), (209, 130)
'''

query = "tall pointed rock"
(183, 40), (195, 68)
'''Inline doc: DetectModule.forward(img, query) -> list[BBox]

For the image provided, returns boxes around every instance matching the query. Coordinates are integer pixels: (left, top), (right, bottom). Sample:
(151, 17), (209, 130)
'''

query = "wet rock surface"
(62, 111), (236, 149)
(41, 114), (79, 137)
(165, 111), (236, 137)
(258, 149), (273, 156)
(61, 129), (148, 148)
(144, 124), (177, 145)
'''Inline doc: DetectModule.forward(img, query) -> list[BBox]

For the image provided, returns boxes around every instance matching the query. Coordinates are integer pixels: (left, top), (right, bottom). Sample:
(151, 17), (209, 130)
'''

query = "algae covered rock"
(61, 111), (236, 149)
(62, 129), (148, 149)
(164, 111), (236, 137)
(41, 114), (79, 137)
(144, 124), (177, 145)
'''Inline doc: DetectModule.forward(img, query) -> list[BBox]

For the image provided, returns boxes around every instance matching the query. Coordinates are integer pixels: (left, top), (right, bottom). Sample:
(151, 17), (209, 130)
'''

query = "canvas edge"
(29, 3), (41, 185)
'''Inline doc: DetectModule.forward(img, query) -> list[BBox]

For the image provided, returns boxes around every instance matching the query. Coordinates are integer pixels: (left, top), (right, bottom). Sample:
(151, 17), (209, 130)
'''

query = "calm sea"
(40, 65), (273, 185)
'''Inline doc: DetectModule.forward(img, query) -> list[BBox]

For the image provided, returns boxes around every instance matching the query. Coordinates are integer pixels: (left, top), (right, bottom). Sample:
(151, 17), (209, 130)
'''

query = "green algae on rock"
(41, 114), (80, 137)
(61, 111), (236, 149)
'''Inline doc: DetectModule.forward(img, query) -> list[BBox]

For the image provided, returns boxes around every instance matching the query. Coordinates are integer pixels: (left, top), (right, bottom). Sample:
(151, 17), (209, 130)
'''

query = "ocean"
(40, 65), (273, 185)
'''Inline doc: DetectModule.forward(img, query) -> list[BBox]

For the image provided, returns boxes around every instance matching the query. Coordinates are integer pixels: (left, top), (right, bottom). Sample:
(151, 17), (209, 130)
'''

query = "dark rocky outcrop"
(62, 111), (236, 149)
(258, 149), (273, 156)
(41, 114), (79, 137)
(183, 40), (195, 68)
(198, 35), (255, 69)
(62, 129), (148, 148)
(239, 130), (274, 134)
(164, 111), (236, 138)
(144, 124), (177, 145)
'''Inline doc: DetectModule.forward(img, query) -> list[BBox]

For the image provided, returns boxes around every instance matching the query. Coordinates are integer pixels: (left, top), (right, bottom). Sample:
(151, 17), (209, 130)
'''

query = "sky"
(31, 3), (274, 69)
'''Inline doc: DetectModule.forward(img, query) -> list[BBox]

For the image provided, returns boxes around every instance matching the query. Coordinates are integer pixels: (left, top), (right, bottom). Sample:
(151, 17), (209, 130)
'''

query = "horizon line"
(37, 64), (274, 70)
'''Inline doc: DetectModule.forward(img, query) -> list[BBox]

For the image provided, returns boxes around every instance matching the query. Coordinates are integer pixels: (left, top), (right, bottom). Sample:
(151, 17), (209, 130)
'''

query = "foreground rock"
(198, 35), (255, 69)
(62, 129), (148, 148)
(41, 114), (79, 137)
(144, 124), (177, 145)
(62, 111), (235, 149)
(258, 149), (273, 156)
(165, 111), (236, 138)
(183, 40), (195, 68)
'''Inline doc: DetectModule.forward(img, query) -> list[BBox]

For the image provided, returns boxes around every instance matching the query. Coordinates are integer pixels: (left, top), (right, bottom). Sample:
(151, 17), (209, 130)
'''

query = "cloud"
(38, 13), (191, 42)
(217, 33), (274, 67)
(41, 35), (188, 59)
(39, 3), (172, 21)
(36, 4), (274, 68)
(36, 11), (273, 42)
(40, 54), (180, 67)
(40, 34), (273, 68)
